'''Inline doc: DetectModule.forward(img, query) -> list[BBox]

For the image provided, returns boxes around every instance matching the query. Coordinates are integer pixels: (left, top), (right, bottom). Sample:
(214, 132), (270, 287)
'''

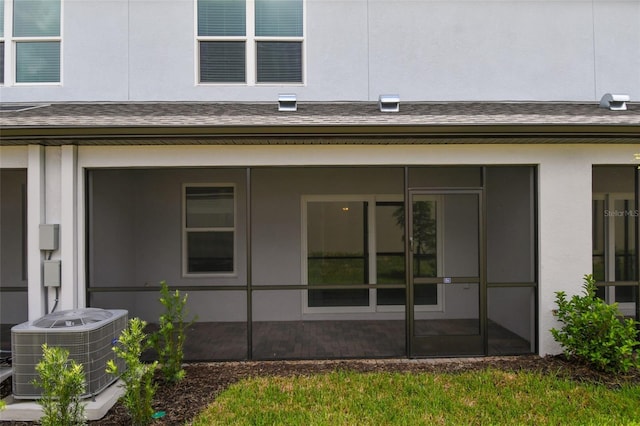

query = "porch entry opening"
(408, 190), (483, 357)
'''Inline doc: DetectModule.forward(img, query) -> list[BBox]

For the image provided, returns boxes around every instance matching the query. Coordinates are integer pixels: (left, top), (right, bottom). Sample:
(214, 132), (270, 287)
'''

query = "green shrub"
(33, 344), (86, 426)
(106, 318), (158, 426)
(551, 274), (640, 373)
(150, 281), (195, 383)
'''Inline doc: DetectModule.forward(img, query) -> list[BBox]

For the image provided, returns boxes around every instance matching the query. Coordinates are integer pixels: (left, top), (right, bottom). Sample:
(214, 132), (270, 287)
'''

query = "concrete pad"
(0, 380), (124, 422)
(0, 367), (11, 384)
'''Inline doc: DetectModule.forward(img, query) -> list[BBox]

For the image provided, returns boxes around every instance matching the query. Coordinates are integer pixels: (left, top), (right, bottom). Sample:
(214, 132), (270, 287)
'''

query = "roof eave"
(1, 123), (639, 145)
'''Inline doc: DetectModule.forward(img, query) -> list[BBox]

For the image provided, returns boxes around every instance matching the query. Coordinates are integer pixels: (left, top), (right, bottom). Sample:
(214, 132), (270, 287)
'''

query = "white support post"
(27, 145), (45, 320)
(537, 154), (593, 355)
(60, 146), (78, 310)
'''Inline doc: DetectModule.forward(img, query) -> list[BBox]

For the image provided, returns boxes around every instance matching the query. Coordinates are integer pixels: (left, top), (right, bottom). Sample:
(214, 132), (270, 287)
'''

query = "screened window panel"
(13, 0), (60, 37)
(198, 0), (246, 37)
(256, 41), (302, 83)
(255, 0), (303, 37)
(16, 42), (60, 83)
(200, 41), (246, 83)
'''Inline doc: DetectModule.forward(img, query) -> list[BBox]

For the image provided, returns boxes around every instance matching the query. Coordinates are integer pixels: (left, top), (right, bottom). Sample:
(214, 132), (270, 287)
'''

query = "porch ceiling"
(0, 102), (639, 145)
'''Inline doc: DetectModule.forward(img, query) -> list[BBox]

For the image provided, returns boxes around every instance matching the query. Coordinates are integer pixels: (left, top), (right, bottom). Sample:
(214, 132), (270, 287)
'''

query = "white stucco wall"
(1, 0), (638, 102)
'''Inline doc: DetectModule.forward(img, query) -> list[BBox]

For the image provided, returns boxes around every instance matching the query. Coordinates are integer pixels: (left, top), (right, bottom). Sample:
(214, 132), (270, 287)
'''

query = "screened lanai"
(87, 165), (537, 360)
(0, 169), (28, 355)
(592, 166), (640, 320)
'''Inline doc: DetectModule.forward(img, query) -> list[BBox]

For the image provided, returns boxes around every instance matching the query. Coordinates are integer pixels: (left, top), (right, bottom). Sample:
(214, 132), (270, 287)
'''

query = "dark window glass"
(307, 201), (369, 307)
(0, 42), (4, 84)
(200, 41), (246, 83)
(187, 231), (234, 273)
(256, 41), (302, 83)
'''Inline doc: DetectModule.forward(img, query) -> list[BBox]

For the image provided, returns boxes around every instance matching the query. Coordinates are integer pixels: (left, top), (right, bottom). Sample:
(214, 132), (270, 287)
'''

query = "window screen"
(0, 43), (4, 84)
(13, 0), (60, 37)
(257, 41), (302, 83)
(16, 42), (60, 83)
(200, 41), (246, 83)
(198, 0), (245, 37)
(255, 0), (303, 37)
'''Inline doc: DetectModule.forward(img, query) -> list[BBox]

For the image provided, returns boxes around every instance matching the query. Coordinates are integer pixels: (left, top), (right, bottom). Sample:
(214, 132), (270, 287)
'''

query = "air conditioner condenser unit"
(11, 308), (128, 399)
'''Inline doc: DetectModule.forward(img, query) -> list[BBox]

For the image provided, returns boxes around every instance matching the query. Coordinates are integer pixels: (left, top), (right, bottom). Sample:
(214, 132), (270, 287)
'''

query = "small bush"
(150, 281), (195, 383)
(551, 274), (640, 373)
(33, 344), (86, 426)
(106, 318), (158, 426)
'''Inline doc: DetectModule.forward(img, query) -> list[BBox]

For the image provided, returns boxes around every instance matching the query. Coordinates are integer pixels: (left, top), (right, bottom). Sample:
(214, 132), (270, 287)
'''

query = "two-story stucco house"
(0, 0), (638, 360)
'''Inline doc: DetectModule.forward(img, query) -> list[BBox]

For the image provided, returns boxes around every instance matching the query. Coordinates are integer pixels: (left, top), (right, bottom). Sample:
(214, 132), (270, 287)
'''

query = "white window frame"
(195, 0), (305, 86)
(594, 192), (637, 316)
(2, 0), (63, 86)
(301, 194), (444, 315)
(182, 183), (237, 278)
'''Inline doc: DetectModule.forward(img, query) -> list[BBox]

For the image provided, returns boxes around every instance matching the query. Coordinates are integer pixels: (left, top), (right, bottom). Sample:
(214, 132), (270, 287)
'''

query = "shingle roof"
(1, 102), (639, 145)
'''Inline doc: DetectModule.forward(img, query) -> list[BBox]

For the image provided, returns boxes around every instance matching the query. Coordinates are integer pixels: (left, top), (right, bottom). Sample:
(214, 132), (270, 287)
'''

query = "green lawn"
(191, 369), (640, 426)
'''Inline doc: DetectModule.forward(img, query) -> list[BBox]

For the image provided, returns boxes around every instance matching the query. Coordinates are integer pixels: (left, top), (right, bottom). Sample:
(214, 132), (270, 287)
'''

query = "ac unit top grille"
(32, 308), (114, 329)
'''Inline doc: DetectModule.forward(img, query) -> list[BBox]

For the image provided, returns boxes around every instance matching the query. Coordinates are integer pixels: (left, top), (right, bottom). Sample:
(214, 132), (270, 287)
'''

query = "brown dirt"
(2, 355), (639, 425)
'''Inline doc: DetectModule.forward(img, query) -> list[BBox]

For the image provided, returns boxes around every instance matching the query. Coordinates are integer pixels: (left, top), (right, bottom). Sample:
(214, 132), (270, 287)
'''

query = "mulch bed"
(2, 355), (639, 425)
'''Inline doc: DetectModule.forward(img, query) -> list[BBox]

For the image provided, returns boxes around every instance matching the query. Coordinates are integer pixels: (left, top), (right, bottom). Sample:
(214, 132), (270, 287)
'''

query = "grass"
(191, 369), (640, 426)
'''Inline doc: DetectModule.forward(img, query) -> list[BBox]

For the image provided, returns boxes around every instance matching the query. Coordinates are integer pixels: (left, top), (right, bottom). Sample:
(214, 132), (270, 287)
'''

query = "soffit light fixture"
(278, 94), (297, 112)
(378, 94), (400, 112)
(599, 93), (630, 111)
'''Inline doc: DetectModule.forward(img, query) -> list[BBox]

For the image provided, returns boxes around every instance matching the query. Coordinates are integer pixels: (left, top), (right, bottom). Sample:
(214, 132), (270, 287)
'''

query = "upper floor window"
(197, 0), (303, 84)
(0, 0), (4, 84)
(1, 0), (62, 85)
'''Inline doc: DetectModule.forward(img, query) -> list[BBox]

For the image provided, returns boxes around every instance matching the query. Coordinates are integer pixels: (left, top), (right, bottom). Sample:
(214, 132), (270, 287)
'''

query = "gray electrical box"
(40, 224), (59, 251)
(43, 260), (61, 287)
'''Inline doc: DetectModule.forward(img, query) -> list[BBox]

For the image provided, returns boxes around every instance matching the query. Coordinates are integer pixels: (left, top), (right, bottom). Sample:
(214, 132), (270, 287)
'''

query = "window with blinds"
(0, 0), (4, 84)
(184, 185), (236, 275)
(12, 0), (61, 83)
(197, 0), (303, 84)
